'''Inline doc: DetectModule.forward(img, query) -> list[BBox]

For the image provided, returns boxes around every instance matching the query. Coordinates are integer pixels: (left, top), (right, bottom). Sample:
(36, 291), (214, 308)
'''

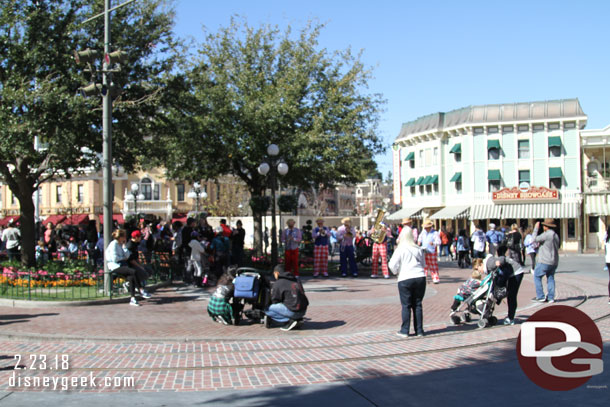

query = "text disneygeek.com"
(8, 372), (136, 390)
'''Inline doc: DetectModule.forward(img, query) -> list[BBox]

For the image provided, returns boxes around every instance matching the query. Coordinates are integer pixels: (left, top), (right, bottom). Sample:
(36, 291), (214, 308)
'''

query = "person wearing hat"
(417, 219), (441, 284)
(531, 219), (560, 303)
(281, 219), (302, 277)
(396, 218), (412, 246)
(312, 218), (330, 277)
(369, 219), (392, 279)
(1, 218), (21, 261)
(338, 217), (358, 277)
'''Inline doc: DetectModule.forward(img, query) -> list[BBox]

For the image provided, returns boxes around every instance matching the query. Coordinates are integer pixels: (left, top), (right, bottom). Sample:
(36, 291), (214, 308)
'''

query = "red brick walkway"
(0, 263), (608, 392)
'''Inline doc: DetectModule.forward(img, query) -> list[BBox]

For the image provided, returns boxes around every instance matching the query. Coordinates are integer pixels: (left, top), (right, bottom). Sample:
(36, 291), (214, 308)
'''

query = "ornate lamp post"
(187, 182), (207, 213)
(258, 144), (289, 266)
(127, 182), (145, 216)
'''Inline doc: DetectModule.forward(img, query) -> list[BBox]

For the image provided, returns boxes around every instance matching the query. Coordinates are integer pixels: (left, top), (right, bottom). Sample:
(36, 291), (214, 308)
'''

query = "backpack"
(233, 274), (261, 299)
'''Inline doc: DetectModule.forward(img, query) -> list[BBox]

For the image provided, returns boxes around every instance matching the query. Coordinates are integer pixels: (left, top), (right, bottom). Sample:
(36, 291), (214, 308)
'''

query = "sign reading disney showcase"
(492, 186), (559, 203)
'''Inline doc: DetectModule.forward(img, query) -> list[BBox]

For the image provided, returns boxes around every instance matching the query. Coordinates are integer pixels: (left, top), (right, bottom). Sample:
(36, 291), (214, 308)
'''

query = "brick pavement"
(0, 261), (608, 393)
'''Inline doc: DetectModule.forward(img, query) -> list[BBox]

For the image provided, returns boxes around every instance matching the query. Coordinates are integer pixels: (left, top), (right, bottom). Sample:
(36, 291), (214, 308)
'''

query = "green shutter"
(549, 167), (563, 179)
(404, 152), (415, 161)
(487, 139), (501, 150)
(405, 178), (416, 187)
(548, 136), (562, 147)
(449, 172), (462, 182)
(449, 143), (461, 154)
(488, 169), (501, 180)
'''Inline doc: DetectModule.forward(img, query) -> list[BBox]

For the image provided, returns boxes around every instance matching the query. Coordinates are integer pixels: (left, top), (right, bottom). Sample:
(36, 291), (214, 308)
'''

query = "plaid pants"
(371, 243), (389, 277)
(284, 249), (299, 276)
(424, 252), (440, 283)
(313, 245), (328, 275)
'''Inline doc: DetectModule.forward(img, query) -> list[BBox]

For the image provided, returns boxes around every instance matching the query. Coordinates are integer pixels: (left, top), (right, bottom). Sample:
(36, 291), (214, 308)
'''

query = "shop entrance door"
(588, 216), (600, 250)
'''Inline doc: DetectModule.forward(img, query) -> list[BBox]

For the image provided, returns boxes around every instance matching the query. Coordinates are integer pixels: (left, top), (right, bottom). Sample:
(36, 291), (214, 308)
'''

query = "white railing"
(123, 200), (173, 216)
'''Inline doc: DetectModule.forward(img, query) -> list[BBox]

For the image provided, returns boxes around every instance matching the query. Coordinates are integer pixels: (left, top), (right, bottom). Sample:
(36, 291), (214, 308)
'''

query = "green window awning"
(405, 152), (415, 161)
(429, 175), (439, 184)
(488, 169), (501, 181)
(487, 139), (501, 150)
(423, 175), (432, 185)
(416, 176), (425, 185)
(549, 167), (563, 179)
(405, 178), (416, 187)
(449, 143), (461, 154)
(548, 136), (562, 147)
(449, 172), (462, 182)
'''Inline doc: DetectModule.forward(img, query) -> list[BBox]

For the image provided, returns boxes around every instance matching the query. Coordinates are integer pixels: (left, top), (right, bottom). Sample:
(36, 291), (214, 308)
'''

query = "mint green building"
(391, 99), (586, 251)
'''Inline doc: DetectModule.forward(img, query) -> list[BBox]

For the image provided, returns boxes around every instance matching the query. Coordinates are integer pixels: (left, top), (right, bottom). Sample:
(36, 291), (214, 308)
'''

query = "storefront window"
(567, 219), (576, 239)
(589, 216), (599, 233)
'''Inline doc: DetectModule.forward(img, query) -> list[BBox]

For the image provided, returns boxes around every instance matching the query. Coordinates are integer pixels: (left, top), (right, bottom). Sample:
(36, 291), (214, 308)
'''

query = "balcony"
(122, 199), (174, 218)
(585, 175), (610, 193)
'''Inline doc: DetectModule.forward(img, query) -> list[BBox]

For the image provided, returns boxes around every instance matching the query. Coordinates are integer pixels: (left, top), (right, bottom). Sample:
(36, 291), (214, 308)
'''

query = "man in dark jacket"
(264, 265), (309, 331)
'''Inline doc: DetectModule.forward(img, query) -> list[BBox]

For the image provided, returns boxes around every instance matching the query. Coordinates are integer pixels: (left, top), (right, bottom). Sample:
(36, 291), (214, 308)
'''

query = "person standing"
(532, 219), (560, 303)
(523, 226), (538, 273)
(337, 217), (358, 277)
(506, 223), (523, 265)
(1, 219), (21, 262)
(396, 218), (413, 245)
(456, 229), (470, 268)
(312, 218), (330, 278)
(281, 219), (302, 277)
(485, 223), (504, 256)
(439, 226), (450, 261)
(329, 226), (338, 258)
(370, 221), (391, 279)
(231, 220), (246, 267)
(471, 225), (486, 259)
(604, 228), (610, 304)
(389, 225), (427, 337)
(417, 219), (441, 284)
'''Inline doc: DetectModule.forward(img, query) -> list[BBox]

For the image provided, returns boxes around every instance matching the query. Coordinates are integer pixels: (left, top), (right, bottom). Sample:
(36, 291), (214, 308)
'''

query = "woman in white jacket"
(389, 226), (427, 337)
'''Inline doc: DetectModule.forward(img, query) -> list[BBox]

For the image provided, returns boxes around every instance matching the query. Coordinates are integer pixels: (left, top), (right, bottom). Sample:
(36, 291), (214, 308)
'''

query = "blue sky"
(172, 0), (610, 178)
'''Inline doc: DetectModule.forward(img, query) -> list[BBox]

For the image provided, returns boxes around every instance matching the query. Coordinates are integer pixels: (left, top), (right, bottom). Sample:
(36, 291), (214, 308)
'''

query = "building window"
(549, 177), (562, 189)
(474, 127), (484, 134)
(455, 181), (462, 194)
(433, 147), (438, 165)
(154, 184), (160, 200)
(502, 125), (514, 133)
(549, 123), (560, 131)
(419, 185), (424, 195)
(177, 184), (185, 201)
(589, 216), (599, 233)
(410, 186), (416, 196)
(488, 148), (500, 160)
(564, 122), (576, 129)
(77, 184), (84, 203)
(426, 184), (432, 195)
(488, 180), (501, 192)
(567, 219), (576, 239)
(487, 126), (498, 134)
(11, 191), (16, 205)
(549, 146), (561, 158)
(56, 186), (62, 204)
(518, 170), (531, 184)
(409, 160), (415, 169)
(433, 183), (439, 194)
(517, 124), (529, 133)
(533, 124), (544, 132)
(140, 178), (152, 200)
(518, 139), (530, 159)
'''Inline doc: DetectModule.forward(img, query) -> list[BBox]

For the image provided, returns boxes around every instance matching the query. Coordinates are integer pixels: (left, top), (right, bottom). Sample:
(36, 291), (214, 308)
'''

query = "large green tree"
(0, 0), (181, 266)
(159, 18), (385, 254)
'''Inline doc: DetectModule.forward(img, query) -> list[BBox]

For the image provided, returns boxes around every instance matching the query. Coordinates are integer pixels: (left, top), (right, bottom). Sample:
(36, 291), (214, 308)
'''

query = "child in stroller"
(450, 261), (484, 324)
(231, 267), (272, 325)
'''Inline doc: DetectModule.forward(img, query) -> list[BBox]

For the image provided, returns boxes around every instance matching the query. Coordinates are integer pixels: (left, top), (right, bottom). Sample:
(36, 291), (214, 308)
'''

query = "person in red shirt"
(219, 219), (232, 238)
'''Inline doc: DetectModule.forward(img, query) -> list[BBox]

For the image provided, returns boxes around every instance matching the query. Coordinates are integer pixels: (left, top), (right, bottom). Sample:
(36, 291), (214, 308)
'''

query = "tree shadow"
(0, 313), (59, 321)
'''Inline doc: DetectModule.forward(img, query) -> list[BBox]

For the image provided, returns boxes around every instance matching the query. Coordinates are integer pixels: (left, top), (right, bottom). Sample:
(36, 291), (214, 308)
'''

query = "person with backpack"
(485, 223), (504, 256)
(506, 223), (523, 265)
(263, 264), (309, 331)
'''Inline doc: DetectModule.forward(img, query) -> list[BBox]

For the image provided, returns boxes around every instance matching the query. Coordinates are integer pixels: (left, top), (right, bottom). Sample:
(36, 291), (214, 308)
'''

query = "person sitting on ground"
(105, 229), (151, 306)
(263, 264), (309, 331)
(450, 259), (484, 322)
(207, 273), (236, 325)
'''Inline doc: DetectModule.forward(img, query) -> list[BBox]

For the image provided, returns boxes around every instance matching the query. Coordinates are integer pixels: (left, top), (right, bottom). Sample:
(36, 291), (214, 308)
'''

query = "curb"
(0, 280), (172, 308)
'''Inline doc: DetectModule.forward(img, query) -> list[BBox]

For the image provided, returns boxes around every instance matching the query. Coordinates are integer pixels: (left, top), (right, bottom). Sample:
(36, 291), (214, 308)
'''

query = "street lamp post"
(258, 144), (289, 266)
(128, 183), (145, 217)
(187, 182), (207, 213)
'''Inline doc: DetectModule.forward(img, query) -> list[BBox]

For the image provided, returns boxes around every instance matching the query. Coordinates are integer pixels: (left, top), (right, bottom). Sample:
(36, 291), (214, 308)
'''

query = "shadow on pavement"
(0, 313), (59, 326)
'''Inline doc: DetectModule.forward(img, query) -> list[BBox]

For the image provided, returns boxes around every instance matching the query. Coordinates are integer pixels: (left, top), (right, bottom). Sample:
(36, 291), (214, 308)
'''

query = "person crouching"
(263, 265), (309, 331)
(207, 273), (237, 325)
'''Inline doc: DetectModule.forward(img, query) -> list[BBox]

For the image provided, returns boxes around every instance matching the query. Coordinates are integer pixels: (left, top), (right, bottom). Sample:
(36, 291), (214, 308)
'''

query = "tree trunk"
(16, 189), (36, 268)
(252, 209), (263, 257)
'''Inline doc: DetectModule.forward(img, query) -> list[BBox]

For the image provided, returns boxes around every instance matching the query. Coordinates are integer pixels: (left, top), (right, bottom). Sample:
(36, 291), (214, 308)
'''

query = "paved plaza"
(0, 254), (608, 406)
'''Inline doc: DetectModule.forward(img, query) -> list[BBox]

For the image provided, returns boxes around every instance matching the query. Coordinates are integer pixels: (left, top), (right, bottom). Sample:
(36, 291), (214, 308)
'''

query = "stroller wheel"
(488, 316), (498, 326)
(477, 318), (488, 329)
(451, 315), (461, 325)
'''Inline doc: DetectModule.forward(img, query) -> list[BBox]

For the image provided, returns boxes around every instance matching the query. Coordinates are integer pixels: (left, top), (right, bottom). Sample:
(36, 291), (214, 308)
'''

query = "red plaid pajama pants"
(371, 243), (389, 277)
(424, 251), (440, 283)
(313, 245), (329, 275)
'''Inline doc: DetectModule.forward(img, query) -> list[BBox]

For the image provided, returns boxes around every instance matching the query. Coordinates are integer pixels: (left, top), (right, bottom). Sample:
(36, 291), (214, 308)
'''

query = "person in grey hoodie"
(531, 219), (560, 303)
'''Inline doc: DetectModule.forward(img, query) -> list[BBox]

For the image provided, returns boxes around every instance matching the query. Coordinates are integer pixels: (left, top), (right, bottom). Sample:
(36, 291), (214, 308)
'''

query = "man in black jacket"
(264, 265), (309, 331)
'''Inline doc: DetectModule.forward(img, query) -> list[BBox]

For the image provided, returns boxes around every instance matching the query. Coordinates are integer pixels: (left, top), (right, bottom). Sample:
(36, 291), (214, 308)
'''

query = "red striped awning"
(0, 216), (20, 227)
(98, 213), (124, 225)
(42, 214), (66, 226)
(63, 214), (90, 225)
(171, 213), (187, 224)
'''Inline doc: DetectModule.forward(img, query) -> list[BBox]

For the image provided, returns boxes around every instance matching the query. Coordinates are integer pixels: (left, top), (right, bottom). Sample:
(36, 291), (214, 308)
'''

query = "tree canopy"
(0, 0), (181, 266)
